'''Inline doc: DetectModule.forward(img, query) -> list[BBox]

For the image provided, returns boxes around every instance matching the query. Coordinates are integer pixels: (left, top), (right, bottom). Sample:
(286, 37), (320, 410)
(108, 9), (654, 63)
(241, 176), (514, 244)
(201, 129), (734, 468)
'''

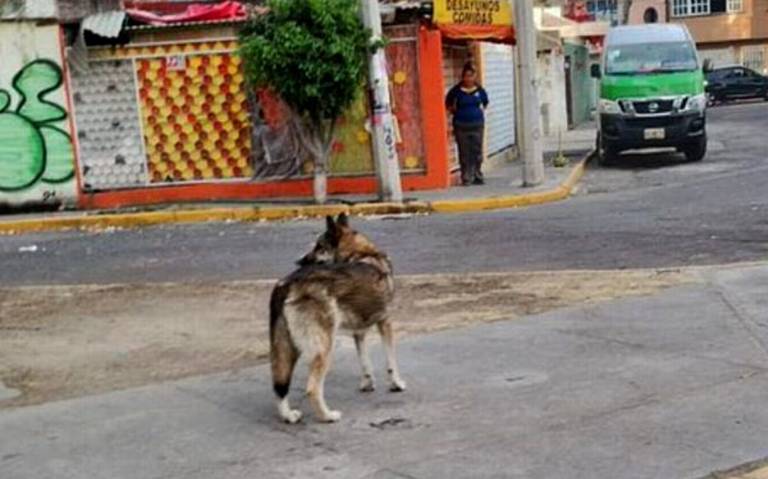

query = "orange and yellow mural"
(136, 52), (252, 182)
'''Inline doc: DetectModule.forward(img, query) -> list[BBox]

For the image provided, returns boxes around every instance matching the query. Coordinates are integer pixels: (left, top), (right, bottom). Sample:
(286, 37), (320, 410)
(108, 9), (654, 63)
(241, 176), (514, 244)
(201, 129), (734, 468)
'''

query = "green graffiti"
(0, 90), (10, 112)
(14, 60), (68, 124)
(0, 114), (45, 190)
(0, 59), (75, 192)
(39, 125), (75, 183)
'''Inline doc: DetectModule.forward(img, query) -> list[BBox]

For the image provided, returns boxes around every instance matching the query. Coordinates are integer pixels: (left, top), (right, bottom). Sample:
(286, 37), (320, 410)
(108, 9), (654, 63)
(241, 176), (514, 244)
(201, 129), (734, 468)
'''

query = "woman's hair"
(462, 62), (476, 76)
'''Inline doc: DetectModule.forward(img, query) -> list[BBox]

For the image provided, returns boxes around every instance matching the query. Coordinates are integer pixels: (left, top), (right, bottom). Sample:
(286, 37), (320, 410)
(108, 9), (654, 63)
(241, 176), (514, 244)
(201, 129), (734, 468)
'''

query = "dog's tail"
(269, 282), (299, 400)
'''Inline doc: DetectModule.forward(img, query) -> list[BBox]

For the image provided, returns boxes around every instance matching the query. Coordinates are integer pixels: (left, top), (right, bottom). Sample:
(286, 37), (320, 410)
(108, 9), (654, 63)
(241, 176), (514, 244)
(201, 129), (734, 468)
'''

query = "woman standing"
(445, 63), (489, 186)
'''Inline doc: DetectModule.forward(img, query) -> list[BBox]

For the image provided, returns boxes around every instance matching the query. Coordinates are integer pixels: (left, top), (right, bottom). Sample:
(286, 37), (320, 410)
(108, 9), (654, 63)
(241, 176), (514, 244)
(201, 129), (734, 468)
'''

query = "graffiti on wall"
(0, 59), (75, 192)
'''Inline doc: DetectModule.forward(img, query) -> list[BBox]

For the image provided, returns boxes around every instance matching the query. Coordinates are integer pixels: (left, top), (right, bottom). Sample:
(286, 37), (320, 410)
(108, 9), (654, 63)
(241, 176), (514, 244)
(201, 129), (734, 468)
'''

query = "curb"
(0, 151), (593, 235)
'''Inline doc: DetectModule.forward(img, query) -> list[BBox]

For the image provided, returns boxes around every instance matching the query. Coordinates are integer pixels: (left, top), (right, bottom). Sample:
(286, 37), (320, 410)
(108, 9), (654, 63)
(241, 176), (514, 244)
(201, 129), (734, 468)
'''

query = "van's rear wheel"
(684, 137), (707, 162)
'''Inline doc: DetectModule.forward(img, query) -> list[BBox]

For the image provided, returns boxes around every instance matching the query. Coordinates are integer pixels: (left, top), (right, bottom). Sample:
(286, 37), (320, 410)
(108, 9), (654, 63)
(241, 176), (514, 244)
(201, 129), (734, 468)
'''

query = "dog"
(269, 213), (406, 423)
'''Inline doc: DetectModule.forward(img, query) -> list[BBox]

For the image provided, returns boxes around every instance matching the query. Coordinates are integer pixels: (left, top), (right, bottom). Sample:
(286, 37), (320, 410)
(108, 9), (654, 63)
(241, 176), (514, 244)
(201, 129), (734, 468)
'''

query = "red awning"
(125, 1), (247, 26)
(437, 24), (516, 45)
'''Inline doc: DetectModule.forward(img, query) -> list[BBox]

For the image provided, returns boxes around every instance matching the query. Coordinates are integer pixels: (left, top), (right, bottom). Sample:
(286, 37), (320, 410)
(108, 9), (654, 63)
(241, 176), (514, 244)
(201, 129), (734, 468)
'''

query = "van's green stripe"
(601, 71), (705, 101)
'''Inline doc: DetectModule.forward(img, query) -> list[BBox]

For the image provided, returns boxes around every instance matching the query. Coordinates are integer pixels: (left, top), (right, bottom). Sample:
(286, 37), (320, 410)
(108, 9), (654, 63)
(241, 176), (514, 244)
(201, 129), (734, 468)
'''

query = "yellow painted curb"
(0, 152), (592, 235)
(431, 153), (591, 214)
(705, 460), (768, 479)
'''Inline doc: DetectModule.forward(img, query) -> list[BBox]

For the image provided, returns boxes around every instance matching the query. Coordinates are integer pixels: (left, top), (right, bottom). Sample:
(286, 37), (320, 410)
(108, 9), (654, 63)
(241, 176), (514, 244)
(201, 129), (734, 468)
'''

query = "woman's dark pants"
(453, 122), (484, 185)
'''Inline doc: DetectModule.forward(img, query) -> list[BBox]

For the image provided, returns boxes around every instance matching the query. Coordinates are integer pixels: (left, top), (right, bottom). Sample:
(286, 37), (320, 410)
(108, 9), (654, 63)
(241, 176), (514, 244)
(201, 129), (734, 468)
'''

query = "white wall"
(0, 22), (77, 207)
(536, 50), (569, 138)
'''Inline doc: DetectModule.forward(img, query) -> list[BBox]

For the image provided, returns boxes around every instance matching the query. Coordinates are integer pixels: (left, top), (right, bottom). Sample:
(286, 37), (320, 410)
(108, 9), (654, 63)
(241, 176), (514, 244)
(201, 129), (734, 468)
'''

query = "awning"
(81, 11), (126, 39)
(125, 1), (247, 26)
(437, 24), (515, 44)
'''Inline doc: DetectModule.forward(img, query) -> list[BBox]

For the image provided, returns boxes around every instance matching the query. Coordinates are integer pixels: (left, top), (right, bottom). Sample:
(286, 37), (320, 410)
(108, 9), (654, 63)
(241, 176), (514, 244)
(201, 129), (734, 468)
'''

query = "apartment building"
(670, 0), (768, 73)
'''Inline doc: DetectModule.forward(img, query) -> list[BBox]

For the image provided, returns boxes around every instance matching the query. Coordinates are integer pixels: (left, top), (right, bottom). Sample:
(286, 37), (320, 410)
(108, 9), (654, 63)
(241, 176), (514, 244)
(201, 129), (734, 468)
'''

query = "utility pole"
(512, 0), (545, 186)
(361, 0), (403, 202)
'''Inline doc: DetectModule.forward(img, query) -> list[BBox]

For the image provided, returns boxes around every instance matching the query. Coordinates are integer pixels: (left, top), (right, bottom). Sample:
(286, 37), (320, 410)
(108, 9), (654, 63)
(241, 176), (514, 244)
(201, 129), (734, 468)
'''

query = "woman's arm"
(445, 86), (458, 113)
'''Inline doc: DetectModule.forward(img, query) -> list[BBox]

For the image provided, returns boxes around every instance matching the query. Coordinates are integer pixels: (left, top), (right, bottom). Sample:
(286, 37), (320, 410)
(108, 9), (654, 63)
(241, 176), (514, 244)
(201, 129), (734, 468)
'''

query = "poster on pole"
(433, 0), (515, 43)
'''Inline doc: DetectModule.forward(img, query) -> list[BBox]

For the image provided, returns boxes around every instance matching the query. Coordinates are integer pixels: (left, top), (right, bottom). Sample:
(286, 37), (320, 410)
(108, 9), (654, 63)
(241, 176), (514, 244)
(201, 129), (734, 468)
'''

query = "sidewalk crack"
(713, 285), (768, 362)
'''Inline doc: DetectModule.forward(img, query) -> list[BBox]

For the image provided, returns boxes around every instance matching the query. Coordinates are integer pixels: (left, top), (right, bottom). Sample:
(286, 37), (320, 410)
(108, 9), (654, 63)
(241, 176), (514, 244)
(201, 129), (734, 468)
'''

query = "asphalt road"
(1, 102), (767, 286)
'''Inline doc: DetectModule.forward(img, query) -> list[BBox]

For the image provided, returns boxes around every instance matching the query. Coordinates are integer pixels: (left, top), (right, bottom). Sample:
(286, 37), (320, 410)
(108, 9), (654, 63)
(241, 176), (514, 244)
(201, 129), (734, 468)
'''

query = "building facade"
(670, 0), (768, 73)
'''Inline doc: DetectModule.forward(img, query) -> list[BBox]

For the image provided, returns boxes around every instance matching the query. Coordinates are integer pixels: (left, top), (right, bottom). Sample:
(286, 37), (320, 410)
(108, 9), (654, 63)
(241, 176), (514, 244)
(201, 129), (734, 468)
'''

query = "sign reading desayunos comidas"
(434, 0), (513, 26)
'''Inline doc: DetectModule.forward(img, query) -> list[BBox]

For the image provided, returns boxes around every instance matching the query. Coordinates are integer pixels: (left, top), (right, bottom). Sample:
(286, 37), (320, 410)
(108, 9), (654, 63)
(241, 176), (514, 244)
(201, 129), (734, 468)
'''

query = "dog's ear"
(325, 215), (341, 246)
(337, 212), (349, 227)
(296, 253), (313, 267)
(325, 215), (337, 233)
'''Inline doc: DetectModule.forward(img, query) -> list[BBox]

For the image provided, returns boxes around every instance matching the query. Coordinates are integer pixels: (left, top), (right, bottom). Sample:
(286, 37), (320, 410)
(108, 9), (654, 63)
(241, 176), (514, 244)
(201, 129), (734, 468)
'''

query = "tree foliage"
(239, 0), (370, 125)
(239, 0), (372, 203)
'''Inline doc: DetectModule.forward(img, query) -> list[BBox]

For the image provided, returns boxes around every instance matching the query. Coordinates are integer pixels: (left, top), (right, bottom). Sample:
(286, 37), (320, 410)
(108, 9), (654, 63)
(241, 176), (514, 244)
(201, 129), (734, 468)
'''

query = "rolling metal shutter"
(481, 42), (516, 155)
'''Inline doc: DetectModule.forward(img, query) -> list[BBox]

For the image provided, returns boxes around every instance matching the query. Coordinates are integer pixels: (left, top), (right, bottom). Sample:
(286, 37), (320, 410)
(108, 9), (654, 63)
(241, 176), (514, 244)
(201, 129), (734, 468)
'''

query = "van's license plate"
(644, 128), (665, 140)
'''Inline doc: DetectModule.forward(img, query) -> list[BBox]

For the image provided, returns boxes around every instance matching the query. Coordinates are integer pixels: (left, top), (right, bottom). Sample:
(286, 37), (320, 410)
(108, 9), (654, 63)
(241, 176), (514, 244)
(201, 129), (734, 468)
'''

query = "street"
(1, 101), (768, 479)
(0, 104), (766, 286)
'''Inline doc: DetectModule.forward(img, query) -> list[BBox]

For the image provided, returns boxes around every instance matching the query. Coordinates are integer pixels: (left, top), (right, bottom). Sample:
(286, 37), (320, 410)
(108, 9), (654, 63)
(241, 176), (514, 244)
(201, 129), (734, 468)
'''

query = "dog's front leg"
(354, 330), (376, 392)
(377, 319), (407, 392)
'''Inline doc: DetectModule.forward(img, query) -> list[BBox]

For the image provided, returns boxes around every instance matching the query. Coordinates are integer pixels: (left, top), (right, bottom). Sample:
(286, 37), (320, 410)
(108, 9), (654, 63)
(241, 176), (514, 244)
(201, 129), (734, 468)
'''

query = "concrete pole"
(512, 0), (545, 186)
(361, 0), (403, 202)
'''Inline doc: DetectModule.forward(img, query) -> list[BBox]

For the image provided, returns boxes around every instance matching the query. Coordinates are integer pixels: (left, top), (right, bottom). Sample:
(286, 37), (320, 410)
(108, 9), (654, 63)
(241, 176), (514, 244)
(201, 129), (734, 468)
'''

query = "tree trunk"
(313, 159), (328, 204)
(311, 120), (336, 205)
(291, 115), (335, 204)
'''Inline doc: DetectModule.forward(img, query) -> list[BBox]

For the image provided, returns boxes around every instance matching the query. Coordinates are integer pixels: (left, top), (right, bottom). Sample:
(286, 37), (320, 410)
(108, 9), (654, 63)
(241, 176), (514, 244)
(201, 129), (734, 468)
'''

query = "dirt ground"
(0, 269), (694, 408)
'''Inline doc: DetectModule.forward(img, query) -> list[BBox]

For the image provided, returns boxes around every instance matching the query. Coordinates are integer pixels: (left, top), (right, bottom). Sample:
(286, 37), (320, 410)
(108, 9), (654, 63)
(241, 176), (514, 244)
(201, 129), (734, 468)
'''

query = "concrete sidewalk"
(0, 125), (595, 234)
(2, 262), (767, 479)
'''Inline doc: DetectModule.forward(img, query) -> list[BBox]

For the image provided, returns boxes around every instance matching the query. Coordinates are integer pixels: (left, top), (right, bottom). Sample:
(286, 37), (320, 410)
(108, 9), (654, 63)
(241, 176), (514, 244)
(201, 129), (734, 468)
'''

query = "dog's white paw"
(360, 376), (376, 393)
(319, 410), (342, 423)
(389, 378), (407, 393)
(281, 409), (303, 424)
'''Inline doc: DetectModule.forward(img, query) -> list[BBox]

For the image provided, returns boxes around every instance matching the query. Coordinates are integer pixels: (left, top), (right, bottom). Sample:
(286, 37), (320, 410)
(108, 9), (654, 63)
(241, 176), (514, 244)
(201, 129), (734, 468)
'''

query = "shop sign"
(434, 0), (512, 26)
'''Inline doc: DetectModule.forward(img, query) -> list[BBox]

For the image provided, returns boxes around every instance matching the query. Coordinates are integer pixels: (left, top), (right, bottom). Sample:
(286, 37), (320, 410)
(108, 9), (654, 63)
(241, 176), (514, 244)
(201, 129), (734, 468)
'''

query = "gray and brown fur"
(269, 214), (406, 423)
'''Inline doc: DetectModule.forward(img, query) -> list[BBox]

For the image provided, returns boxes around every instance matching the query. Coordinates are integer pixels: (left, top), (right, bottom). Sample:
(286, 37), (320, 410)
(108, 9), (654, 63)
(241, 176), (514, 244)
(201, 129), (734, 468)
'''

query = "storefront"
(432, 0), (517, 180)
(57, 1), (518, 209)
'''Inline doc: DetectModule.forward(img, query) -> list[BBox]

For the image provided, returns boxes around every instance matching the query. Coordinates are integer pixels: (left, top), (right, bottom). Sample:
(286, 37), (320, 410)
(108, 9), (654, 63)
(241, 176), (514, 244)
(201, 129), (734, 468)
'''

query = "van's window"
(606, 41), (698, 75)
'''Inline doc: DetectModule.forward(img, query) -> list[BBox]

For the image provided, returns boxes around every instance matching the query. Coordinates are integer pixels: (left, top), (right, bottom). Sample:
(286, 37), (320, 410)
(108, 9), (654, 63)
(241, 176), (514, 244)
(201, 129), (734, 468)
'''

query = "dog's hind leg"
(377, 319), (407, 392)
(271, 319), (302, 424)
(306, 345), (341, 422)
(354, 329), (375, 392)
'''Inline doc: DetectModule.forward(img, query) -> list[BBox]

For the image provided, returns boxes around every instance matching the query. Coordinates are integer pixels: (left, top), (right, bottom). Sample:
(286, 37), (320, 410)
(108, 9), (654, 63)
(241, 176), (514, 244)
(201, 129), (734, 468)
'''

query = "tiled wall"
(136, 52), (253, 182)
(70, 60), (147, 190)
(71, 39), (378, 193)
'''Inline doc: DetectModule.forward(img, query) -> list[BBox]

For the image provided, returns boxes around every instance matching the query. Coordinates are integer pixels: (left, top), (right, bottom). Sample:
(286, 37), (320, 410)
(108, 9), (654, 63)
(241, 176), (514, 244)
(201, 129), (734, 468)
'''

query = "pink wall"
(628, 0), (668, 24)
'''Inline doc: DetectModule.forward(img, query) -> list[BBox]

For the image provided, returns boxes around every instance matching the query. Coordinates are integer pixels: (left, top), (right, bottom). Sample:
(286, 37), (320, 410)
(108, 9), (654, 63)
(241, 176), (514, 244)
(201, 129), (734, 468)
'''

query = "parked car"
(591, 24), (708, 165)
(706, 66), (768, 104)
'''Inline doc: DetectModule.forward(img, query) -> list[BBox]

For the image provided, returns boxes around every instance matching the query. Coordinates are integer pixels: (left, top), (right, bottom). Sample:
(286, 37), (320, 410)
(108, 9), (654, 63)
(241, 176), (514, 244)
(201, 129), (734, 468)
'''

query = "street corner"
(702, 459), (768, 479)
(0, 150), (594, 235)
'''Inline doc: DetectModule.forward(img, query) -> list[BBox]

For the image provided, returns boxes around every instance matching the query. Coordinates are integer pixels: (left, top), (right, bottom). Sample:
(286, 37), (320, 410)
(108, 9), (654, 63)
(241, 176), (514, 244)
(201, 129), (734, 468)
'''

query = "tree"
(239, 0), (371, 204)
